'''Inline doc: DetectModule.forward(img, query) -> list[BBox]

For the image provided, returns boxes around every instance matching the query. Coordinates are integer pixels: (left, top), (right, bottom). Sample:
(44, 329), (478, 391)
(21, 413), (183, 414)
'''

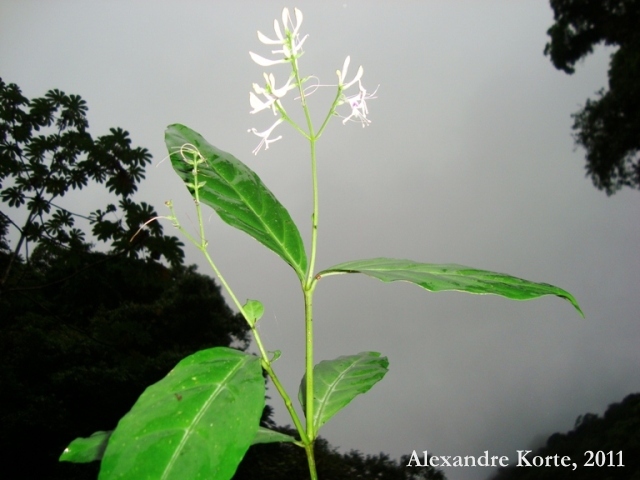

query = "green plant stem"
(258, 350), (309, 444)
(291, 46), (320, 480)
(302, 137), (319, 456)
(303, 286), (315, 429)
(305, 442), (317, 479)
(197, 239), (311, 449)
(167, 158), (311, 450)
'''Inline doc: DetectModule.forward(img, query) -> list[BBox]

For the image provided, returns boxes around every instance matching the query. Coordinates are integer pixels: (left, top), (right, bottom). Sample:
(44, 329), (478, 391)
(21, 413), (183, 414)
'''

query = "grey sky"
(1, 2), (639, 480)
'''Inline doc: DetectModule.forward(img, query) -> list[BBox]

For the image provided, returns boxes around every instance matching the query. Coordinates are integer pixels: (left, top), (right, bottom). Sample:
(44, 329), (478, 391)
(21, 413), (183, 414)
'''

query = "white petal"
(281, 8), (290, 31)
(343, 65), (364, 89)
(291, 34), (309, 56)
(266, 118), (284, 135)
(249, 92), (274, 114)
(257, 30), (282, 45)
(249, 92), (264, 111)
(342, 56), (351, 75)
(273, 18), (284, 41)
(272, 76), (295, 98)
(249, 118), (284, 155)
(338, 56), (351, 84)
(249, 51), (286, 67)
(293, 8), (304, 33)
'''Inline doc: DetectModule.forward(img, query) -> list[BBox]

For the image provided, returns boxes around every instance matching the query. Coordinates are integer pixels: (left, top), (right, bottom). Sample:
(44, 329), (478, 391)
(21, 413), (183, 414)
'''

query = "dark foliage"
(544, 0), (640, 194)
(234, 425), (446, 480)
(0, 77), (184, 294)
(490, 392), (640, 480)
(0, 248), (250, 479)
(0, 79), (252, 479)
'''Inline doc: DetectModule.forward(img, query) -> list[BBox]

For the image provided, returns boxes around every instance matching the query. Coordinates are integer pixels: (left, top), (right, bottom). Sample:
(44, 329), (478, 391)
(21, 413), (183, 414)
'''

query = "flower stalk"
(245, 7), (376, 480)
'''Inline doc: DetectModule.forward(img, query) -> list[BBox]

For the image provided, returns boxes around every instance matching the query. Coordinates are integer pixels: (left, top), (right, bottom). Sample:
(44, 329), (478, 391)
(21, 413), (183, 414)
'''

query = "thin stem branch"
(167, 150), (311, 450)
(316, 87), (344, 140)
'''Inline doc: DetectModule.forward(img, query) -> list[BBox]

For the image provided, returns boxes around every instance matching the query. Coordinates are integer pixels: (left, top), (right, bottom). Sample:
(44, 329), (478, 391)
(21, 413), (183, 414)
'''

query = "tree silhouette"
(234, 424), (446, 480)
(490, 392), (640, 480)
(0, 77), (184, 294)
(0, 79), (251, 479)
(544, 0), (640, 195)
(0, 250), (251, 479)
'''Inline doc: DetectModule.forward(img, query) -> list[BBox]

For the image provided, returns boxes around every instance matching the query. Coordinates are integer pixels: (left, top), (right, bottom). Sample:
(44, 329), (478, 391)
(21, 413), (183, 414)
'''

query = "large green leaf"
(60, 431), (112, 463)
(299, 352), (389, 434)
(318, 258), (584, 316)
(165, 124), (307, 281)
(98, 347), (264, 480)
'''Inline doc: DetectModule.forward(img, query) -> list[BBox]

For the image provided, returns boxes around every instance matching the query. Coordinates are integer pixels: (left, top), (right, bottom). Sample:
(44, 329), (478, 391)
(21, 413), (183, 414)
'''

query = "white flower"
(339, 80), (378, 127)
(249, 90), (274, 114)
(248, 9), (304, 156)
(249, 7), (308, 66)
(248, 118), (284, 155)
(335, 55), (377, 127)
(249, 73), (295, 115)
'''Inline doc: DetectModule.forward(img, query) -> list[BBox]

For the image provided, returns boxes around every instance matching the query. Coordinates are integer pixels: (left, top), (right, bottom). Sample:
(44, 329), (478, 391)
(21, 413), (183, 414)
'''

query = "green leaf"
(299, 352), (389, 434)
(165, 124), (307, 281)
(243, 299), (264, 326)
(60, 431), (112, 463)
(99, 347), (264, 480)
(318, 258), (584, 317)
(251, 427), (298, 445)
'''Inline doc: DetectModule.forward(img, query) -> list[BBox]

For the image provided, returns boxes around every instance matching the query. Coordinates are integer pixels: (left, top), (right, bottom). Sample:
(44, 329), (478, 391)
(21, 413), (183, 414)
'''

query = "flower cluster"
(336, 56), (378, 127)
(249, 7), (307, 68)
(248, 7), (376, 154)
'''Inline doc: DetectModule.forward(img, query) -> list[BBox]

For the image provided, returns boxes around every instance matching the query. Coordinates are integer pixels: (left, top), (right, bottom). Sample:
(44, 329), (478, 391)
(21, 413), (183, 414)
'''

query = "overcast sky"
(2, 2), (639, 479)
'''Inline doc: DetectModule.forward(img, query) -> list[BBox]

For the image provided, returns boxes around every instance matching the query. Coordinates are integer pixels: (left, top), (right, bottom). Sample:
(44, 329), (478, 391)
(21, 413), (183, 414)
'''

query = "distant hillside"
(491, 392), (640, 480)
